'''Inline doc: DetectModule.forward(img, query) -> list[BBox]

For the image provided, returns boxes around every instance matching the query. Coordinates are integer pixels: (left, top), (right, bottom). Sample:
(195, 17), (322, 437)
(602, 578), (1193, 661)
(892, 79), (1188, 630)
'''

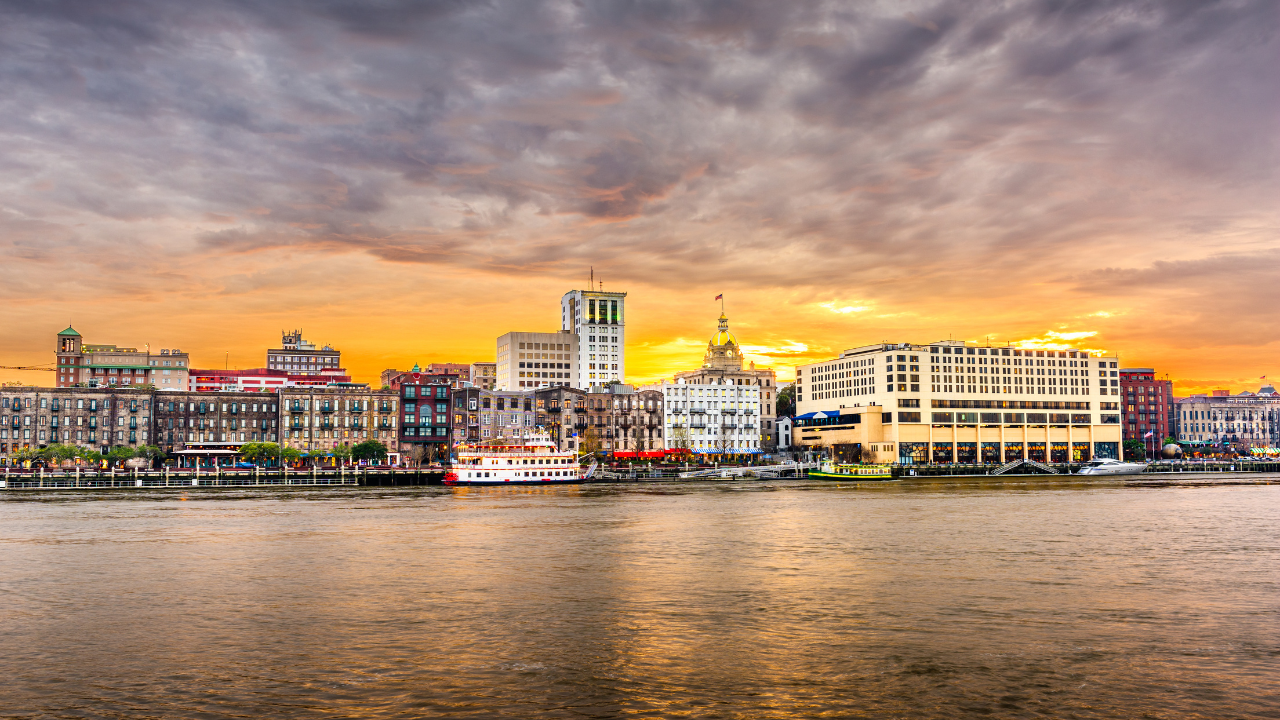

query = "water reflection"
(1, 478), (1276, 718)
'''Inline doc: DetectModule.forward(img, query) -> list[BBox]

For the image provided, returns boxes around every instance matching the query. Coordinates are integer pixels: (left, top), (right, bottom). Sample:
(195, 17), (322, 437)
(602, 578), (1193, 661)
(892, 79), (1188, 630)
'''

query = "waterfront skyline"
(1, 1), (1275, 394)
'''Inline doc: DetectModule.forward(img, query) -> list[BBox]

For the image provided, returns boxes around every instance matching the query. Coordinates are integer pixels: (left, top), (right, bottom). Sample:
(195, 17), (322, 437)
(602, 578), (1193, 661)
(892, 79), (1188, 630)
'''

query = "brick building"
(55, 326), (189, 390)
(1119, 369), (1173, 444)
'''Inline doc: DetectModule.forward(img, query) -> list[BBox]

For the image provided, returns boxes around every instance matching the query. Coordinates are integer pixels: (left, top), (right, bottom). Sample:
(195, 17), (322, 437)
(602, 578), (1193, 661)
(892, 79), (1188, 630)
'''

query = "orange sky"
(1, 2), (1275, 398)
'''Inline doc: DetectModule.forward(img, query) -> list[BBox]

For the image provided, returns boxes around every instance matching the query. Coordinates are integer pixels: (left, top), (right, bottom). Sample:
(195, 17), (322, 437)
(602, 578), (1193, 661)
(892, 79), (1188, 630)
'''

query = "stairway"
(991, 458), (1058, 475)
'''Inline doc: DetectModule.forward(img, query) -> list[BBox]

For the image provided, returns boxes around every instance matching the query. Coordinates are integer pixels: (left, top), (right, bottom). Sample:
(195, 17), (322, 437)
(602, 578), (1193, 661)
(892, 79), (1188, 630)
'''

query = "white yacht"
(1075, 458), (1149, 476)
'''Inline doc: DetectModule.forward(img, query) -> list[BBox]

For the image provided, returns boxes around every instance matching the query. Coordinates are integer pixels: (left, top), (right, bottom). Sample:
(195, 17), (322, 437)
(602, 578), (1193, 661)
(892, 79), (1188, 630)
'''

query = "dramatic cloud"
(0, 0), (1275, 393)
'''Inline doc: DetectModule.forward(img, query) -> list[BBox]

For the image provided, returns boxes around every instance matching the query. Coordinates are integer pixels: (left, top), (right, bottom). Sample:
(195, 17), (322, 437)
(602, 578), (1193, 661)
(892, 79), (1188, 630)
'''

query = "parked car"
(232, 462), (256, 469)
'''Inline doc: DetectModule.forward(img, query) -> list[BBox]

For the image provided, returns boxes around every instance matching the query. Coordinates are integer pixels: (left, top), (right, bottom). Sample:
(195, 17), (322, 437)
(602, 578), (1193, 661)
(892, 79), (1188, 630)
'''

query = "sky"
(1, 0), (1276, 394)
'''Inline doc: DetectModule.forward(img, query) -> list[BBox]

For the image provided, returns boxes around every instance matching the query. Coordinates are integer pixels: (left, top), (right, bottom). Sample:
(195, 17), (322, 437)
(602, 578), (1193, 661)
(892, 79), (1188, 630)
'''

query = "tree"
(352, 440), (388, 463)
(405, 444), (426, 467)
(579, 426), (602, 456)
(279, 446), (302, 466)
(1123, 439), (1146, 462)
(669, 424), (691, 451)
(303, 449), (328, 467)
(137, 445), (166, 467)
(106, 446), (135, 467)
(41, 443), (78, 465)
(238, 442), (263, 463)
(776, 385), (796, 418)
(860, 444), (878, 464)
(333, 443), (353, 466)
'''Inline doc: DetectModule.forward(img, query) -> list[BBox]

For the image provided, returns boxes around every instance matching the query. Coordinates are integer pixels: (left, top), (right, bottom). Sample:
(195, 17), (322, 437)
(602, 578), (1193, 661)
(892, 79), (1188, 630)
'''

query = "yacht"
(444, 435), (590, 486)
(1075, 458), (1149, 476)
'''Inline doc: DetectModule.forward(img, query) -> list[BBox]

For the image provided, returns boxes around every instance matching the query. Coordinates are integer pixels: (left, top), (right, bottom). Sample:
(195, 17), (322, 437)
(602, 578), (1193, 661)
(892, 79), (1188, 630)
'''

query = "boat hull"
(1075, 463), (1148, 476)
(808, 470), (895, 481)
(444, 478), (583, 486)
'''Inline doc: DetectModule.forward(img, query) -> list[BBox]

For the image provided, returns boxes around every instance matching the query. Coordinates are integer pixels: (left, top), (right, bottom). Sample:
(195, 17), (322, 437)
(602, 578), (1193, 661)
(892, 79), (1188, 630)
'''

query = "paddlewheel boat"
(444, 436), (593, 486)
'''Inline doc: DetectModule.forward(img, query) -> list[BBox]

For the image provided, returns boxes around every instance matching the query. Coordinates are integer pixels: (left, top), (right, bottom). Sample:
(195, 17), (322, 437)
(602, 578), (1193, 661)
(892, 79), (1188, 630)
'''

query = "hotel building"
(56, 327), (189, 390)
(792, 341), (1123, 463)
(650, 379), (762, 454)
(495, 331), (578, 390)
(1176, 388), (1280, 450)
(561, 289), (626, 386)
(673, 312), (778, 449)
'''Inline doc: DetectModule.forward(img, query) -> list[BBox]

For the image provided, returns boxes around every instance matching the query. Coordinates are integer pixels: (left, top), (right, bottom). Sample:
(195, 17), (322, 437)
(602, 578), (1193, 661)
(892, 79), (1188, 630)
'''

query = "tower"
(56, 326), (83, 387)
(703, 313), (743, 371)
(562, 287), (627, 388)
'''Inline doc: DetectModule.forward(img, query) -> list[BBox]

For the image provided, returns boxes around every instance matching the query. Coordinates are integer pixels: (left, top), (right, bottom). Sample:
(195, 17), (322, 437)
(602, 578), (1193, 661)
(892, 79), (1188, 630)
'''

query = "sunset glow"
(0, 2), (1274, 399)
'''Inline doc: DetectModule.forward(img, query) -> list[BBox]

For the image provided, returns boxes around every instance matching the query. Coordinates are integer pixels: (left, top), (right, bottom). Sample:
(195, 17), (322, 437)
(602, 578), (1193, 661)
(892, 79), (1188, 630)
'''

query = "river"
(1, 477), (1276, 718)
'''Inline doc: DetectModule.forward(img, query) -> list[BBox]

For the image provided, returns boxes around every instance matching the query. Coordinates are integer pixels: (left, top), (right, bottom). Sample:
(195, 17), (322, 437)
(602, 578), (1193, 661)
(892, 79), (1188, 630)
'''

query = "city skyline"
(1, 2), (1274, 395)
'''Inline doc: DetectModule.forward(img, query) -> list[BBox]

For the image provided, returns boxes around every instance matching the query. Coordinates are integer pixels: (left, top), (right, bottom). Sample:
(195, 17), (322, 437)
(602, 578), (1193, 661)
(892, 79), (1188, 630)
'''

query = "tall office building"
(495, 331), (579, 391)
(561, 289), (627, 387)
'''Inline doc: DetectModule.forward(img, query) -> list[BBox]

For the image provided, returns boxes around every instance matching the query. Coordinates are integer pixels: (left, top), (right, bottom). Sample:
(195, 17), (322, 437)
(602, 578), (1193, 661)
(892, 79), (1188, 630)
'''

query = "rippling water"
(2, 477), (1277, 719)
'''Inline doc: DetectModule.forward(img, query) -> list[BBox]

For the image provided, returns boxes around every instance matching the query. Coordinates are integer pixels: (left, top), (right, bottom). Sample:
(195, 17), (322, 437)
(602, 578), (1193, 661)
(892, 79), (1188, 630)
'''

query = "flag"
(715, 294), (723, 300)
(1144, 431), (1154, 439)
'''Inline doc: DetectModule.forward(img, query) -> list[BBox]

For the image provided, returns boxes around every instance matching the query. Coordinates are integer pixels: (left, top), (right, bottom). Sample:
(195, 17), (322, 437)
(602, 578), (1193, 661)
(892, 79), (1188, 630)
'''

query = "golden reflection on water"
(0, 478), (1276, 719)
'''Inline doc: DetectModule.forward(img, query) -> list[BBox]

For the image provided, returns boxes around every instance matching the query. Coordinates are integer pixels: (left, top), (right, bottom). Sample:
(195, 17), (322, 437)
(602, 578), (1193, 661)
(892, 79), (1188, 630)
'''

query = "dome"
(710, 313), (737, 347)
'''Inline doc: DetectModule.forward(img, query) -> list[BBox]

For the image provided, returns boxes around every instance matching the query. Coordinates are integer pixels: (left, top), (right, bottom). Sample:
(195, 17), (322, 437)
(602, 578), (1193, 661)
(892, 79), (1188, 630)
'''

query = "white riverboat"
(444, 436), (590, 486)
(1075, 458), (1149, 476)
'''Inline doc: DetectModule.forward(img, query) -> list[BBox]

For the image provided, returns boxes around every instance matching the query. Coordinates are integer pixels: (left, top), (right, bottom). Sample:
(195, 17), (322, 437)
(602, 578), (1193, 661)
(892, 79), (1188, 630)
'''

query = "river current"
(1, 477), (1276, 719)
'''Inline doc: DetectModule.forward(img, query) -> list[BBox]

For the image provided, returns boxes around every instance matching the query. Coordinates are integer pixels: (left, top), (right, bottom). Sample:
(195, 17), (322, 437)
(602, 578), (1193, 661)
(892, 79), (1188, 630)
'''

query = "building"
(776, 415), (793, 452)
(279, 387), (399, 454)
(533, 386), (588, 452)
(495, 331), (578, 390)
(187, 367), (354, 392)
(571, 384), (665, 454)
(791, 341), (1123, 463)
(267, 330), (341, 375)
(381, 365), (463, 391)
(55, 326), (189, 390)
(672, 312), (778, 449)
(0, 386), (151, 458)
(397, 380), (451, 460)
(470, 362), (496, 390)
(1176, 388), (1280, 452)
(561, 288), (626, 386)
(650, 378), (762, 454)
(471, 390), (536, 441)
(1119, 369), (1173, 444)
(152, 392), (280, 465)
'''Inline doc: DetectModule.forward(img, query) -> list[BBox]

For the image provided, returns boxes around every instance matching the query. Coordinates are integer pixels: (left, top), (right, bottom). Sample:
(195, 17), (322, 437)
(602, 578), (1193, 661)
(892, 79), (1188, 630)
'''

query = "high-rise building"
(561, 289), (626, 386)
(495, 331), (578, 391)
(266, 331), (341, 375)
(55, 326), (190, 390)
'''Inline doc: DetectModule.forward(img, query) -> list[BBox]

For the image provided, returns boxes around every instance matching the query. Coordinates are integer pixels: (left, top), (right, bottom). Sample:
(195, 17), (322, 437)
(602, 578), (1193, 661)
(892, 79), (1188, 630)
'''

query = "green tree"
(333, 443), (353, 466)
(238, 442), (263, 463)
(776, 385), (796, 418)
(279, 446), (302, 466)
(137, 445), (166, 467)
(77, 446), (104, 465)
(303, 449), (328, 467)
(106, 446), (135, 466)
(351, 440), (388, 463)
(1123, 439), (1147, 462)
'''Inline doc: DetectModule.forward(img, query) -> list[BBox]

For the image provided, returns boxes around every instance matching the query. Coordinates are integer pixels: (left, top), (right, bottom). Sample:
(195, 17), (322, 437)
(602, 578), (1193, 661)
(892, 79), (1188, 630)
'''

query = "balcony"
(350, 405), (364, 413)
(690, 422), (707, 429)
(573, 406), (587, 413)
(574, 422), (588, 429)
(722, 409), (737, 415)
(288, 404), (305, 413)
(690, 408), (706, 414)
(319, 405), (335, 413)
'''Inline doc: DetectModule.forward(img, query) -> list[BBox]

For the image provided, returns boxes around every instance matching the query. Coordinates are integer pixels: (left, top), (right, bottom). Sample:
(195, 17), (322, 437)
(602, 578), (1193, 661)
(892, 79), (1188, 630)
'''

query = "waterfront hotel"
(793, 340), (1123, 464)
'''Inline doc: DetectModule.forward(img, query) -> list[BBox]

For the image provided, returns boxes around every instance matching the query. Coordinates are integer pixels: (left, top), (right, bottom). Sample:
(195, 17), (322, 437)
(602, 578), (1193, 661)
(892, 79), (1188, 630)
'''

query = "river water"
(1, 477), (1276, 719)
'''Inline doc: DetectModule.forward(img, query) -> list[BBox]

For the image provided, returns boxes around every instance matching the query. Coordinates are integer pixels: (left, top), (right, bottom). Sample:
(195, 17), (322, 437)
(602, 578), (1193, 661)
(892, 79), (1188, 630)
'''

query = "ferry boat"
(808, 462), (896, 481)
(1075, 458), (1149, 476)
(444, 436), (592, 486)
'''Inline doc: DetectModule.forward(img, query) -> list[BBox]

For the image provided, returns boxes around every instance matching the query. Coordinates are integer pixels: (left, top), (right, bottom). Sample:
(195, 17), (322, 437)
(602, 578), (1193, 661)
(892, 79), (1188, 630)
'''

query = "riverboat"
(1074, 458), (1149, 476)
(808, 462), (895, 481)
(444, 436), (591, 486)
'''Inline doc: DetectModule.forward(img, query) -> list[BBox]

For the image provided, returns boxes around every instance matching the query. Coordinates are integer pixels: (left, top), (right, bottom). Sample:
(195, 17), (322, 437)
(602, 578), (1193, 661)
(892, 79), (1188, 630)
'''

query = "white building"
(561, 289), (626, 387)
(792, 340), (1124, 464)
(646, 378), (762, 454)
(1176, 390), (1280, 450)
(495, 331), (578, 391)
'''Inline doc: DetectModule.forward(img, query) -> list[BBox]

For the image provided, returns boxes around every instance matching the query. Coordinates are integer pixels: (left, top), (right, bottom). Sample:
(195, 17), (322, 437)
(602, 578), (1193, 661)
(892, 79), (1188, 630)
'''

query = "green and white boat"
(808, 462), (896, 481)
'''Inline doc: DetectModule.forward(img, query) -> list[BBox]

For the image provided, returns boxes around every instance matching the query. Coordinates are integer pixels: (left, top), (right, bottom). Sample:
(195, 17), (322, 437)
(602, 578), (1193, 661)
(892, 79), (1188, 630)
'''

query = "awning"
(794, 412), (819, 420)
